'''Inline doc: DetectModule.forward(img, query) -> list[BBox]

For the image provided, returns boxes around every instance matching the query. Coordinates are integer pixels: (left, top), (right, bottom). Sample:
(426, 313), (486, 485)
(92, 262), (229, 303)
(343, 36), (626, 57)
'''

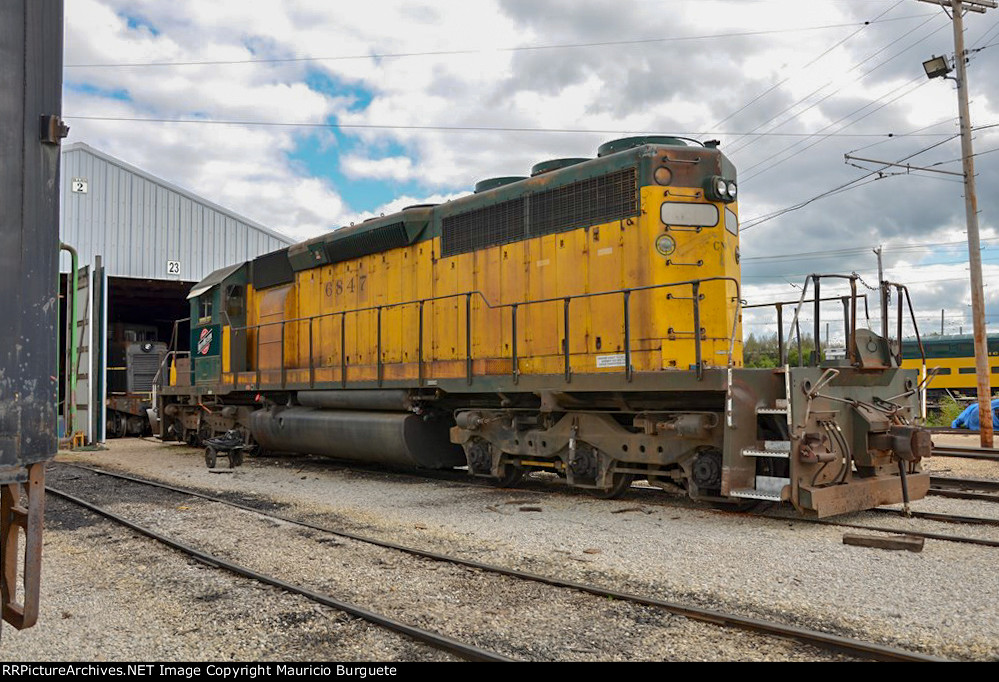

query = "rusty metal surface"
(1, 462), (44, 629)
(800, 472), (931, 518)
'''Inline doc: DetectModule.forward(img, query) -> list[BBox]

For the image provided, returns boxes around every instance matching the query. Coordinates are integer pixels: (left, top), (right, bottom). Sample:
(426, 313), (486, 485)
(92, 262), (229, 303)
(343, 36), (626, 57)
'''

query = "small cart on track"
(204, 430), (252, 469)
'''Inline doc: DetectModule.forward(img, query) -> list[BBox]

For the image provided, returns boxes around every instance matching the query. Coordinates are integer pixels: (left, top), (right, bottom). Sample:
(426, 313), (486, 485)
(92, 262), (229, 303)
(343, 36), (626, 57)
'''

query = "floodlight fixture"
(923, 55), (952, 79)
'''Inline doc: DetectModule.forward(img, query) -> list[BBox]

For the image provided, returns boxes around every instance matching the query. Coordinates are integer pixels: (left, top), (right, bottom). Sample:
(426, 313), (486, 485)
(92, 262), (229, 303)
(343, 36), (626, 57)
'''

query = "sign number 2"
(167, 260), (181, 275)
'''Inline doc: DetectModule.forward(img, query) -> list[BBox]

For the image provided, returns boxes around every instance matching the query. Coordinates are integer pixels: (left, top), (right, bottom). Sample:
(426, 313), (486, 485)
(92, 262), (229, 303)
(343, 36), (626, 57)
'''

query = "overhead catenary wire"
(740, 130), (966, 230)
(733, 10), (961, 176)
(739, 76), (932, 181)
(63, 13), (940, 69)
(743, 235), (999, 263)
(710, 1), (906, 130)
(61, 115), (957, 138)
(723, 10), (948, 155)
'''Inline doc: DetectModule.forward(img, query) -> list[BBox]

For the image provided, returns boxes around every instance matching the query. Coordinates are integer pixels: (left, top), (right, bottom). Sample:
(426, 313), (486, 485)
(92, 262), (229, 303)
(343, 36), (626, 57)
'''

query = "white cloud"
(340, 155), (416, 182)
(62, 0), (999, 331)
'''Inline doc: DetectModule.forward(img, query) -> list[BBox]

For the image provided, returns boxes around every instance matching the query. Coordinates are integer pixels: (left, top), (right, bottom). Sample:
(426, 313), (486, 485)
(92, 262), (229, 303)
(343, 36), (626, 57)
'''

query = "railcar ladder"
(731, 370), (793, 502)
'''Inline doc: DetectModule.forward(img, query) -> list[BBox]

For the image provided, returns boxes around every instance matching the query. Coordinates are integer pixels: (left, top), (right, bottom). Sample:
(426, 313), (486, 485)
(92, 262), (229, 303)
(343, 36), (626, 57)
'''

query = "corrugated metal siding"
(58, 144), (293, 281)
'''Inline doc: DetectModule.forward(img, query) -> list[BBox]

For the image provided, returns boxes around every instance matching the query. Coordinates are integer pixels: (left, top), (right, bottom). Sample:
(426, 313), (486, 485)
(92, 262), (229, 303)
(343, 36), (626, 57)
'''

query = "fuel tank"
(249, 408), (464, 469)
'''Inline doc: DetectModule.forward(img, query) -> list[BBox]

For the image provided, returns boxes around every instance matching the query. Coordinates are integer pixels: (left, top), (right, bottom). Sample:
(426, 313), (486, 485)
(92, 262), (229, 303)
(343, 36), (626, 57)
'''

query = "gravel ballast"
(3, 437), (997, 660)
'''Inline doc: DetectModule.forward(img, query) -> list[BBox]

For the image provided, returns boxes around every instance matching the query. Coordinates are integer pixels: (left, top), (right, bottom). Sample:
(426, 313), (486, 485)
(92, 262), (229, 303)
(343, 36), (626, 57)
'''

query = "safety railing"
(744, 293), (871, 367)
(754, 274), (925, 369)
(214, 276), (741, 391)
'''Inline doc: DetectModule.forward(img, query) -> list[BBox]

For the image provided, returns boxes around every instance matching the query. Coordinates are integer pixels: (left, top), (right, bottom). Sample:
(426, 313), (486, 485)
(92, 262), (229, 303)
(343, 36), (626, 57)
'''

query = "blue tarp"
(952, 398), (999, 430)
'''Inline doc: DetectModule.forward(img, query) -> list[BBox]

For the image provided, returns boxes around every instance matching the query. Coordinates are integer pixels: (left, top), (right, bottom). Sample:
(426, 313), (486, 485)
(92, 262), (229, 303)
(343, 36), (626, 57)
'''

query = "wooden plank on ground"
(842, 533), (924, 552)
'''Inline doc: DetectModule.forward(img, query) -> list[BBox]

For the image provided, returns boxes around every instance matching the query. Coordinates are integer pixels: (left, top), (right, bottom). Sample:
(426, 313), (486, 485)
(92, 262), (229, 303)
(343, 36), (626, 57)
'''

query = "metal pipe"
(692, 281), (702, 380)
(776, 303), (784, 364)
(511, 304), (519, 384)
(280, 320), (286, 388)
(623, 290), (632, 382)
(898, 458), (911, 517)
(796, 319), (803, 367)
(340, 312), (347, 389)
(896, 286), (903, 362)
(60, 242), (78, 439)
(418, 301), (424, 387)
(563, 297), (571, 383)
(377, 306), (383, 387)
(849, 279), (857, 365)
(813, 277), (821, 366)
(465, 293), (472, 385)
(308, 317), (314, 388)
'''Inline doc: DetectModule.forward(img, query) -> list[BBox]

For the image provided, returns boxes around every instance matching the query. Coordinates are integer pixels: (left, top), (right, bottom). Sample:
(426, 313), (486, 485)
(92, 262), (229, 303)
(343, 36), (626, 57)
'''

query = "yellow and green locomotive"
(157, 136), (931, 517)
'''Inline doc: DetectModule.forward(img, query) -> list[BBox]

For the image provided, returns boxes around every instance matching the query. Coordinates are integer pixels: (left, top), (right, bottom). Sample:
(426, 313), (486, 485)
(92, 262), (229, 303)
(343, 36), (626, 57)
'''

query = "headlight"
(704, 175), (737, 202)
(715, 177), (728, 198)
(655, 234), (676, 256)
(654, 166), (673, 185)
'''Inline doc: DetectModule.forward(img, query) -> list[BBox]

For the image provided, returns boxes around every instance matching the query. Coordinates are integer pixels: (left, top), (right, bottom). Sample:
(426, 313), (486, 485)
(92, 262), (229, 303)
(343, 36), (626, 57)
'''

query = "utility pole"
(919, 0), (995, 447)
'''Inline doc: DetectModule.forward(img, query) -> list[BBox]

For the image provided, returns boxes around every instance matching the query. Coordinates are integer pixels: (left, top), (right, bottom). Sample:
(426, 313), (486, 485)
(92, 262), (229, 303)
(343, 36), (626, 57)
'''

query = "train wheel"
(204, 446), (217, 469)
(590, 473), (634, 500)
(106, 412), (125, 439)
(493, 466), (524, 488)
(197, 421), (213, 447)
(228, 450), (243, 468)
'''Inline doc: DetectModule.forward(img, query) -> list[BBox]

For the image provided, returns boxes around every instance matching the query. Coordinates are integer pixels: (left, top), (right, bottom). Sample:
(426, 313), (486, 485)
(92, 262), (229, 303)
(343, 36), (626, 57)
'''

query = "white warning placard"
(596, 354), (627, 368)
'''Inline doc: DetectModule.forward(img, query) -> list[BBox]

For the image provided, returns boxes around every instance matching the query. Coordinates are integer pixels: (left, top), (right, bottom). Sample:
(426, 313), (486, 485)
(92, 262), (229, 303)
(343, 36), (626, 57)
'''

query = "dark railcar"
(0, 0), (65, 631)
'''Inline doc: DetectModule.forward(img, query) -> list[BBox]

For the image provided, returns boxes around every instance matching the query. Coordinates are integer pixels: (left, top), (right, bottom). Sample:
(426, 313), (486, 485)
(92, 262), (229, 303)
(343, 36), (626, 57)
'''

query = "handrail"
(776, 275), (926, 381)
(782, 274), (861, 367)
(152, 349), (190, 395)
(220, 276), (742, 389)
(746, 294), (869, 364)
(228, 277), (741, 333)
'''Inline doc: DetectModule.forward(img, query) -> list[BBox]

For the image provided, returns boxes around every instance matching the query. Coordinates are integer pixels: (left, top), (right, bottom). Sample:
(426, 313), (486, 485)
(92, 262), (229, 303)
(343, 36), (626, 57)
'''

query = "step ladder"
(732, 394), (792, 501)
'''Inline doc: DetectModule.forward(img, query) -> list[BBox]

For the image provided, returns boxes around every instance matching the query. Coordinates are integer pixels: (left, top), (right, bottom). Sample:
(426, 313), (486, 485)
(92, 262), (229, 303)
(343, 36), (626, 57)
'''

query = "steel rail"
(931, 446), (999, 461)
(929, 488), (999, 503)
(777, 515), (999, 548)
(44, 484), (513, 663)
(929, 476), (999, 502)
(868, 507), (999, 527)
(51, 463), (945, 662)
(930, 476), (999, 491)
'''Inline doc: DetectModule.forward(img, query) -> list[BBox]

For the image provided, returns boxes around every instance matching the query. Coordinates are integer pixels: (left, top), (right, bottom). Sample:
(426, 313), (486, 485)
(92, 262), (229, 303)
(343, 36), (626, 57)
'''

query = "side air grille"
(530, 168), (637, 237)
(327, 222), (409, 264)
(440, 168), (637, 257)
(441, 197), (525, 257)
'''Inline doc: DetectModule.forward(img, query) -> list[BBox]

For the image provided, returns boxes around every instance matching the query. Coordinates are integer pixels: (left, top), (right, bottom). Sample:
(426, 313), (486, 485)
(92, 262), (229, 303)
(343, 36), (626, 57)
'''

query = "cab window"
(660, 202), (718, 227)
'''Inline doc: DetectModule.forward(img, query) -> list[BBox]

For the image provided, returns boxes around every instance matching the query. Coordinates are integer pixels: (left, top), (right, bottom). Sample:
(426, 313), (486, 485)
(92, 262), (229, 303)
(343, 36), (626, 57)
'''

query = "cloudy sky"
(61, 0), (999, 341)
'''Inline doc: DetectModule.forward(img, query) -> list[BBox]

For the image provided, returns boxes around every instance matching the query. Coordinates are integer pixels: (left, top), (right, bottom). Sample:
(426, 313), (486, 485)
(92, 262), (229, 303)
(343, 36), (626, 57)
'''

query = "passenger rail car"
(901, 334), (998, 396)
(157, 136), (931, 517)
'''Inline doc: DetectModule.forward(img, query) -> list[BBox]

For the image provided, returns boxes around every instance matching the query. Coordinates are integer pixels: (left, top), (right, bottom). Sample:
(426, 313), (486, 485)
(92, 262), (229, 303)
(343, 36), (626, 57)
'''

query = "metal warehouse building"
(59, 142), (294, 444)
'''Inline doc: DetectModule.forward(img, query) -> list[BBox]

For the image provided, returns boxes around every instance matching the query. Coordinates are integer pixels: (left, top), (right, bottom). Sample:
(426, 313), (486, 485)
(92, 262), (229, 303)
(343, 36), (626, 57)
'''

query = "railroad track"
(45, 484), (512, 662)
(929, 476), (999, 503)
(931, 445), (999, 461)
(50, 462), (944, 663)
(126, 452), (999, 548)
